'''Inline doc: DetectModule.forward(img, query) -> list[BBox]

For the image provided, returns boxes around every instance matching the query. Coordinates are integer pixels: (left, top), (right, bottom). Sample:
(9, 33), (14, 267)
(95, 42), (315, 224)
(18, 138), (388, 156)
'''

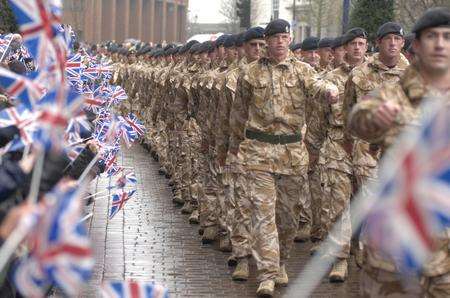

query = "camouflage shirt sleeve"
(347, 92), (387, 144)
(305, 98), (327, 156)
(228, 74), (251, 155)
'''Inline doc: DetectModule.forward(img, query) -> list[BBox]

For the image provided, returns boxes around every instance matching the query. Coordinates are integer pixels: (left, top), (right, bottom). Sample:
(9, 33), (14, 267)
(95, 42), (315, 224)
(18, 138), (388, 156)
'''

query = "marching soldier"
(229, 19), (338, 296)
(348, 7), (450, 297)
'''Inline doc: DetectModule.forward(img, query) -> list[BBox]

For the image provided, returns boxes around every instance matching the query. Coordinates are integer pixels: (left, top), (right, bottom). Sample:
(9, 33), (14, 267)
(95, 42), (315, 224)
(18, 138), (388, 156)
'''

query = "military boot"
(172, 190), (184, 205)
(329, 259), (348, 282)
(181, 202), (193, 214)
(227, 255), (237, 267)
(232, 258), (249, 281)
(201, 226), (217, 244)
(294, 225), (311, 242)
(189, 210), (199, 224)
(219, 234), (232, 252)
(256, 280), (275, 297)
(275, 264), (288, 287)
(310, 242), (321, 256)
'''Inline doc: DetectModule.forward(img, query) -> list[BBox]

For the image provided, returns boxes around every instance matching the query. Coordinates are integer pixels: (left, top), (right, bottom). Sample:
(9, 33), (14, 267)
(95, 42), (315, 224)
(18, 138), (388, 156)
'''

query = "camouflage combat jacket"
(343, 53), (409, 172)
(349, 64), (450, 276)
(229, 55), (335, 175)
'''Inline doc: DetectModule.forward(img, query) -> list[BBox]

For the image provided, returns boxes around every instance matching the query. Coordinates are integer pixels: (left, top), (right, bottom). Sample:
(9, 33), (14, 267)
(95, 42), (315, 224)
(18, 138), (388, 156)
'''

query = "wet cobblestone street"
(82, 145), (361, 297)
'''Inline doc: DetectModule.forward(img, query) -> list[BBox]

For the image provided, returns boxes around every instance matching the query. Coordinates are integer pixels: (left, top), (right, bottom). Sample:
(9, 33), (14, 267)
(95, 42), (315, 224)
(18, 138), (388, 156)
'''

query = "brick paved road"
(82, 145), (360, 297)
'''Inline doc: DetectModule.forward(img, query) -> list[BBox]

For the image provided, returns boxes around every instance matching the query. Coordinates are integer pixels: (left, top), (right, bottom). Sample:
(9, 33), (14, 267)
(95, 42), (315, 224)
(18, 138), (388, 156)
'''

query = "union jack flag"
(0, 33), (13, 60)
(101, 280), (169, 298)
(81, 66), (99, 81)
(110, 85), (127, 105)
(13, 181), (94, 297)
(65, 53), (83, 81)
(109, 189), (136, 219)
(33, 87), (85, 150)
(0, 67), (45, 109)
(0, 104), (38, 149)
(115, 171), (137, 189)
(8, 0), (67, 80)
(362, 99), (450, 273)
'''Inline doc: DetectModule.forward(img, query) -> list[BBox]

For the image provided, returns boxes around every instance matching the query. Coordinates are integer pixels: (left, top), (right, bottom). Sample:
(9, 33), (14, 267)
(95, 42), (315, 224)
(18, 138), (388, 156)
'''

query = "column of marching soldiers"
(105, 7), (450, 297)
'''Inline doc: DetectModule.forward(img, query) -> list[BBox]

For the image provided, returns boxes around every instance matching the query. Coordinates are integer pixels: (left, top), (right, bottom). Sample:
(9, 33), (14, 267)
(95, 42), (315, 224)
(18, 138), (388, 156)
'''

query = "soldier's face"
(226, 47), (238, 61)
(345, 37), (368, 61)
(377, 34), (404, 60)
(265, 33), (291, 57)
(302, 50), (320, 67)
(318, 47), (333, 64)
(244, 39), (266, 62)
(218, 46), (225, 60)
(333, 46), (346, 65)
(414, 27), (450, 74)
(293, 49), (302, 59)
(200, 52), (210, 64)
(237, 46), (246, 59)
(209, 50), (217, 61)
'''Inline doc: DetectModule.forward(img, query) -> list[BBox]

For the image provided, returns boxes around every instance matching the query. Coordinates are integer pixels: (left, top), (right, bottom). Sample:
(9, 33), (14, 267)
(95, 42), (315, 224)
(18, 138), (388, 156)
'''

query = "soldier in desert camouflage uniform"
(214, 27), (266, 280)
(315, 28), (370, 282)
(348, 8), (450, 297)
(229, 19), (339, 297)
(318, 37), (334, 73)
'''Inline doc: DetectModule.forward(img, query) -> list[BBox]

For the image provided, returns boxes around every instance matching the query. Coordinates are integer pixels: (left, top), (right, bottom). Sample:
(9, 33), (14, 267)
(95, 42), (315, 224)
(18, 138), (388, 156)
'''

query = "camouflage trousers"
(236, 169), (309, 282)
(198, 157), (219, 228)
(186, 121), (202, 209)
(321, 168), (352, 259)
(309, 163), (322, 241)
(216, 171), (228, 235)
(361, 266), (450, 298)
(354, 165), (378, 250)
(230, 172), (252, 259)
(154, 122), (169, 171)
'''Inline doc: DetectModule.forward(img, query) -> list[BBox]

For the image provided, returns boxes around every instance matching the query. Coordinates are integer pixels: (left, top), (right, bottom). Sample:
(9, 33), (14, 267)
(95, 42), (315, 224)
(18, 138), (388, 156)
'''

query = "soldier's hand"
(373, 101), (400, 130)
(325, 85), (339, 104)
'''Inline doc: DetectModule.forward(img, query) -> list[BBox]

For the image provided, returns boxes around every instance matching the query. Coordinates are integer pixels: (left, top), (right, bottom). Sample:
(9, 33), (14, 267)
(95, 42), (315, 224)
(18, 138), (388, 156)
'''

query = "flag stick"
(0, 37), (13, 62)
(27, 150), (45, 204)
(0, 212), (37, 273)
(77, 153), (100, 185)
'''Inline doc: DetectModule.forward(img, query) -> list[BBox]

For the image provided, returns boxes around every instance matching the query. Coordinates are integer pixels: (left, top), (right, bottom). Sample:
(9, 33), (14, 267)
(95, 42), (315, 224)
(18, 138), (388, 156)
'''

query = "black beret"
(290, 42), (302, 52)
(412, 7), (450, 35)
(189, 43), (202, 54)
(185, 40), (200, 51)
(215, 34), (229, 48)
(318, 37), (334, 48)
(264, 19), (290, 37)
(202, 41), (215, 53)
(164, 44), (175, 51)
(301, 36), (319, 51)
(343, 27), (368, 44)
(197, 41), (210, 54)
(235, 32), (246, 47)
(173, 45), (183, 55)
(331, 36), (345, 49)
(377, 22), (404, 39)
(403, 34), (415, 53)
(224, 34), (238, 48)
(244, 26), (265, 42)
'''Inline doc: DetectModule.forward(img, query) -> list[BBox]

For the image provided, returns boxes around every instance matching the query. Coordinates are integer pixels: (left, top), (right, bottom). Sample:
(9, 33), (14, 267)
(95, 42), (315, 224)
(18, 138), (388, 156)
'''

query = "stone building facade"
(62, 0), (189, 44)
(251, 0), (343, 42)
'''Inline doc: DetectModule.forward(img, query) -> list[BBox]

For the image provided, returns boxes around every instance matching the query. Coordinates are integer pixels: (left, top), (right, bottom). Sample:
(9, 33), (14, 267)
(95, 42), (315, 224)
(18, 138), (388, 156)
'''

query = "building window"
(272, 0), (279, 20)
(305, 26), (311, 38)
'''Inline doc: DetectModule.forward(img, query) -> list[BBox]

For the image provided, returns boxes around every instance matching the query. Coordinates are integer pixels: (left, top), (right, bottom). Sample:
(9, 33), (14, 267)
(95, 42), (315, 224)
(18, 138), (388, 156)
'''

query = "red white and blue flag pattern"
(101, 280), (169, 298)
(362, 100), (450, 272)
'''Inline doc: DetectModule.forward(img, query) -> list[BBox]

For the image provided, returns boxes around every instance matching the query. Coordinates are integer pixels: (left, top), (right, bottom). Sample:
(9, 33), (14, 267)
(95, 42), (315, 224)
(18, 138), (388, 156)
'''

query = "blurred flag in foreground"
(362, 99), (450, 272)
(101, 280), (169, 298)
